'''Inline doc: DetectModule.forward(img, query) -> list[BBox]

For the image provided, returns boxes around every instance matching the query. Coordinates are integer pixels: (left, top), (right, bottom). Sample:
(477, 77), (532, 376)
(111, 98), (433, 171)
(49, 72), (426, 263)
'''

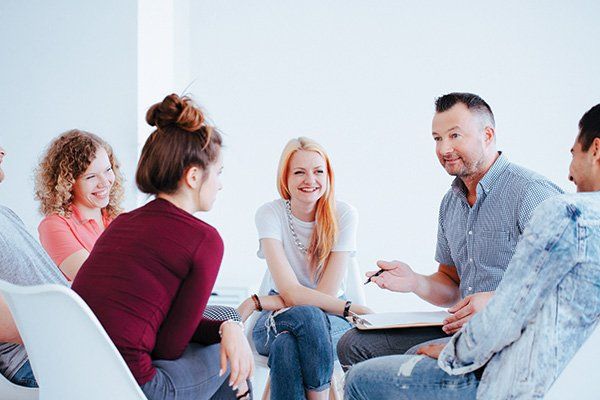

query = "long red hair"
(277, 137), (338, 280)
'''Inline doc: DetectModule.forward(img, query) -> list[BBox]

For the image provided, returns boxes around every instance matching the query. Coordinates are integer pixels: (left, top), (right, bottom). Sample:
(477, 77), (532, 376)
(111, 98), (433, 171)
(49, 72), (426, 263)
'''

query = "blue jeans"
(10, 361), (38, 388)
(253, 305), (351, 400)
(344, 355), (478, 400)
(141, 343), (246, 400)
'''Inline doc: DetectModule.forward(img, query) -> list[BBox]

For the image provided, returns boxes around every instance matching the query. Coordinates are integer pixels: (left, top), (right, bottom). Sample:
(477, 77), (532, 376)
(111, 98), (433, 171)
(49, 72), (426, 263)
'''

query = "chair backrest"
(0, 280), (147, 400)
(0, 371), (38, 400)
(545, 323), (600, 399)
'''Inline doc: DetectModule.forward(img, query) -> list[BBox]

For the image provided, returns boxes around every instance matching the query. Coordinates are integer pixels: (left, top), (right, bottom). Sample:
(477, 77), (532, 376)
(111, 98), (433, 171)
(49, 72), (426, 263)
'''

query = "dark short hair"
(435, 92), (495, 127)
(577, 104), (600, 151)
(136, 94), (222, 195)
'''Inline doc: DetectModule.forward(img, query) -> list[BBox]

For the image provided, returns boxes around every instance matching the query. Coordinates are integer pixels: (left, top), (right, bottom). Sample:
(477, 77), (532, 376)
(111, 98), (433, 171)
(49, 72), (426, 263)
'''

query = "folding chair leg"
(261, 375), (270, 400)
(330, 371), (342, 400)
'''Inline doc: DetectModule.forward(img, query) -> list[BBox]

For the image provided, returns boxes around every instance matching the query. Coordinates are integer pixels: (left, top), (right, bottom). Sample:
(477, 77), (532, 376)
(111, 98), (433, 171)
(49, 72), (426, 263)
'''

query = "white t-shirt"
(255, 198), (358, 297)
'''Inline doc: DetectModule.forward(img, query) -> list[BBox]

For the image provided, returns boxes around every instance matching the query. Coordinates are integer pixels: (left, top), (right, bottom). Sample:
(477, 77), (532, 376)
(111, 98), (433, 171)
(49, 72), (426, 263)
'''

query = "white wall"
(0, 0), (139, 232)
(175, 1), (600, 313)
(137, 0), (175, 145)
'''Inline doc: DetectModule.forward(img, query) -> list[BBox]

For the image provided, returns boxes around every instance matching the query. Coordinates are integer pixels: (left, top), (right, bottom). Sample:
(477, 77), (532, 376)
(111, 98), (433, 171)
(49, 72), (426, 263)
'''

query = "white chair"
(0, 372), (38, 400)
(248, 257), (366, 399)
(0, 279), (148, 400)
(545, 323), (600, 399)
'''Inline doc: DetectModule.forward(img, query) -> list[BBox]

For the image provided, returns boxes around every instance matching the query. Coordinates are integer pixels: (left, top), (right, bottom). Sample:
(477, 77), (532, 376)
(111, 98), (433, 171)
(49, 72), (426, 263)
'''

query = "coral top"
(38, 205), (113, 272)
(72, 198), (224, 385)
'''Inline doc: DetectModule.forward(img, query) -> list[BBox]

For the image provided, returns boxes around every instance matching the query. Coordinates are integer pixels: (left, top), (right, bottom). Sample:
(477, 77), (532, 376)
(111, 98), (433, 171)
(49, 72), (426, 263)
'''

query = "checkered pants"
(202, 305), (241, 322)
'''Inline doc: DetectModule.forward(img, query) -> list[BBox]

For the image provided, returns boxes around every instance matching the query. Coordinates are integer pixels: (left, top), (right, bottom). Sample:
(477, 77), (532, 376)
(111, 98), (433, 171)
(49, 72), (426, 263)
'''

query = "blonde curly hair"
(35, 129), (124, 219)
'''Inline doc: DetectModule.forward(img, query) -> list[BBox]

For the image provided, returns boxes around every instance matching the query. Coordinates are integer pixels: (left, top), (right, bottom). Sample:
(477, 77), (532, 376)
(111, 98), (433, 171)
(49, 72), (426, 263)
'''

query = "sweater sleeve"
(151, 228), (224, 360)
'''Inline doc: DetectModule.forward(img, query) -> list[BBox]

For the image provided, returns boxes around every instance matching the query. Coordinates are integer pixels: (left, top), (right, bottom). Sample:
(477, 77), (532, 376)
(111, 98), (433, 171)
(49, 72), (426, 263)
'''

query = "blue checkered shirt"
(435, 153), (563, 298)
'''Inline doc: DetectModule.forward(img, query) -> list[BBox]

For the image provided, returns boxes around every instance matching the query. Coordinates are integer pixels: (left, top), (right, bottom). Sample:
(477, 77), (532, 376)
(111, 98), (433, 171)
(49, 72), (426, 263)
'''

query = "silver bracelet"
(218, 319), (244, 338)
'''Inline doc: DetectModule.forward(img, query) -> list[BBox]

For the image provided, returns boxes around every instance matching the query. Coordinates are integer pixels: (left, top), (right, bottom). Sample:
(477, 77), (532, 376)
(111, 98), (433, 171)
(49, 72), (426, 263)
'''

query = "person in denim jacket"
(344, 103), (600, 399)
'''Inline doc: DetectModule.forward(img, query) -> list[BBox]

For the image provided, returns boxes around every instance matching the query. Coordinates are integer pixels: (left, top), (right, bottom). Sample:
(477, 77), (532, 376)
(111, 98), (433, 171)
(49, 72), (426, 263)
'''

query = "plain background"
(1, 1), (599, 397)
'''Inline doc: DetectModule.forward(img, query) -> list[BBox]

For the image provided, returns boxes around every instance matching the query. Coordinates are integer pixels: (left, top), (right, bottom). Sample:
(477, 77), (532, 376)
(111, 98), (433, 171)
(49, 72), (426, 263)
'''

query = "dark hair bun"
(146, 93), (205, 132)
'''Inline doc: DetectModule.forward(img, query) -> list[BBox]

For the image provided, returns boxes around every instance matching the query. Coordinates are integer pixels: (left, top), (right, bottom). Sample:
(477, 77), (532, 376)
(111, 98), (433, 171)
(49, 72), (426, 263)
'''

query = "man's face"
(569, 138), (597, 192)
(0, 144), (5, 183)
(432, 103), (492, 178)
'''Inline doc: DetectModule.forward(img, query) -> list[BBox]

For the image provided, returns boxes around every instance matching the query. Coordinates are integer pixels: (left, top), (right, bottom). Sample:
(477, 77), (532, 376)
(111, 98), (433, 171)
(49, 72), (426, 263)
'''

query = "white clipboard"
(347, 311), (451, 330)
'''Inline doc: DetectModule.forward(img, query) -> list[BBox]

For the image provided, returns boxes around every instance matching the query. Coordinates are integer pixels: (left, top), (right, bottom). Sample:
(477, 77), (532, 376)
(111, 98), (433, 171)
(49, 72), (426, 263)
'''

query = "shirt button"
(468, 230), (473, 235)
(468, 286), (473, 291)
(469, 258), (473, 262)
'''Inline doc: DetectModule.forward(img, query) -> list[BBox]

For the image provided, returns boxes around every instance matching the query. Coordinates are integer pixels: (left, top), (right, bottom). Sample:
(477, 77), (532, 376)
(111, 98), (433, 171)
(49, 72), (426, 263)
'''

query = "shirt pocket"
(475, 230), (517, 268)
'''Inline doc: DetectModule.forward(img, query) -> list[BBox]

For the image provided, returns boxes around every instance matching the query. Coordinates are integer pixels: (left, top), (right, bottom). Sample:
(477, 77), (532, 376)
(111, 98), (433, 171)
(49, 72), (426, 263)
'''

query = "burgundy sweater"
(72, 198), (224, 385)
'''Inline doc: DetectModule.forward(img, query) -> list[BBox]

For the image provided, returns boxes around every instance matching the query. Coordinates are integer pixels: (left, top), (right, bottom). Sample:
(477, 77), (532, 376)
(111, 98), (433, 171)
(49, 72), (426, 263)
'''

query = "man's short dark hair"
(435, 92), (495, 127)
(578, 104), (600, 151)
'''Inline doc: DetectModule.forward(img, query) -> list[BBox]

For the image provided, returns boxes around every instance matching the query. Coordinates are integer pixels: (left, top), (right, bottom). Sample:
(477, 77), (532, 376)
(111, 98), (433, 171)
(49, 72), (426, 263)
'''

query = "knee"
(288, 305), (326, 320)
(284, 305), (329, 330)
(344, 362), (371, 400)
(336, 328), (364, 367)
(344, 356), (416, 399)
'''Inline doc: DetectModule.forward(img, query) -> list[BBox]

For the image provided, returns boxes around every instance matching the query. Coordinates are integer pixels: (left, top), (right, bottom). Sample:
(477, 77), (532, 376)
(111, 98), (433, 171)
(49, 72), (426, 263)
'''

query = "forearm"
(413, 272), (461, 307)
(260, 295), (286, 311)
(59, 249), (89, 281)
(237, 295), (286, 321)
(280, 284), (347, 315)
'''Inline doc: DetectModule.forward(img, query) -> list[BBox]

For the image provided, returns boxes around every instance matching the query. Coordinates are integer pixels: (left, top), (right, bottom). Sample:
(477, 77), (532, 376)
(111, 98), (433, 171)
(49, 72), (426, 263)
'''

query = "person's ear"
(591, 138), (600, 160)
(183, 166), (203, 189)
(483, 126), (496, 145)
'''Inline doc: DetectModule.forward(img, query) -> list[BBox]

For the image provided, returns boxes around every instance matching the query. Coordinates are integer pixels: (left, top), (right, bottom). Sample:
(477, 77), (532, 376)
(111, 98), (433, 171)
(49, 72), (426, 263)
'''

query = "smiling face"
(286, 150), (328, 206)
(72, 147), (115, 212)
(432, 103), (495, 178)
(0, 144), (5, 183)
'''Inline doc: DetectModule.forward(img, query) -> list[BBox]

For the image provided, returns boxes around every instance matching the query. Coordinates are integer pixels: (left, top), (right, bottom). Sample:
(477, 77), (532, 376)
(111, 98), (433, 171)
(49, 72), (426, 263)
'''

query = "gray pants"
(336, 327), (448, 370)
(141, 342), (251, 400)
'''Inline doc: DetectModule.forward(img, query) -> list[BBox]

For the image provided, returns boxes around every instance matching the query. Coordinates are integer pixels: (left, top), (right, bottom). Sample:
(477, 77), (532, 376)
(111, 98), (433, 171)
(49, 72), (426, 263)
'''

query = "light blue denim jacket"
(438, 192), (600, 399)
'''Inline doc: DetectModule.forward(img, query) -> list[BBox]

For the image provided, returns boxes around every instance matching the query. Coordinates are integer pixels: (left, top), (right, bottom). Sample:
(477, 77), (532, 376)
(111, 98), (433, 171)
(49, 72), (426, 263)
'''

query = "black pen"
(363, 269), (385, 285)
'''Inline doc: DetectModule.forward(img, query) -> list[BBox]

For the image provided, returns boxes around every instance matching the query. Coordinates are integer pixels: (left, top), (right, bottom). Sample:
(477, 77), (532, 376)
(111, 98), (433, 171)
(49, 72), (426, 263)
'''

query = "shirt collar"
(69, 204), (110, 227)
(451, 152), (509, 196)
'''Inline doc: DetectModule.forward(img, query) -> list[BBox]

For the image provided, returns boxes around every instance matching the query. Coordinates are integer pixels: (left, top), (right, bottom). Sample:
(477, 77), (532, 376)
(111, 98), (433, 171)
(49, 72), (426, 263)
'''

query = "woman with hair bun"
(73, 94), (253, 400)
(35, 130), (124, 281)
(243, 137), (372, 400)
(35, 129), (238, 325)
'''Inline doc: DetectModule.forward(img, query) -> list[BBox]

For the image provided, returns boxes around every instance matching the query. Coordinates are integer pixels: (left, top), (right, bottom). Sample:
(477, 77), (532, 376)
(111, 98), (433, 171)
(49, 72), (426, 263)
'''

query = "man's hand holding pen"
(364, 260), (419, 293)
(366, 260), (495, 335)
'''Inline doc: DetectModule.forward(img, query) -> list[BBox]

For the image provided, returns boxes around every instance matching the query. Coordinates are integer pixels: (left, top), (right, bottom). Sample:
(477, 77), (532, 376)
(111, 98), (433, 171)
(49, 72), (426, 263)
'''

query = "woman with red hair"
(245, 137), (371, 400)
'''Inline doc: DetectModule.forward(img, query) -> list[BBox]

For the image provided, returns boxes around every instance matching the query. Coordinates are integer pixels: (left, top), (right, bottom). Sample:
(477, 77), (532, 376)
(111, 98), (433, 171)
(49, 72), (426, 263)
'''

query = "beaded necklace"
(284, 199), (309, 255)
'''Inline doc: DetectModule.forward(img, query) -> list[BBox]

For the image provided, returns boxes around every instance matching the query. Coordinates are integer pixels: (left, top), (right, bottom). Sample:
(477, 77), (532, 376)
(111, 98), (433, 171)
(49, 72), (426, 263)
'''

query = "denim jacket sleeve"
(438, 196), (581, 374)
